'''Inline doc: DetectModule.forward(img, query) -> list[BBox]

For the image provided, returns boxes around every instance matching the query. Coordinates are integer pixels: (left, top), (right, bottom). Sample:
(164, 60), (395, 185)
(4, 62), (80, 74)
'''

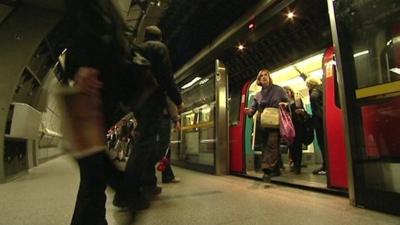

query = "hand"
(74, 67), (103, 95)
(244, 107), (254, 115)
(278, 102), (288, 107)
(173, 121), (181, 131)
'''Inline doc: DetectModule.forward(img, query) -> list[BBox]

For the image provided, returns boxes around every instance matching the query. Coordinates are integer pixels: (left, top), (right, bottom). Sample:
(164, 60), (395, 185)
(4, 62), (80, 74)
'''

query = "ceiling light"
(353, 50), (369, 58)
(181, 77), (202, 89)
(237, 44), (245, 51)
(199, 78), (210, 85)
(390, 67), (400, 75)
(287, 11), (295, 19)
(248, 23), (255, 30)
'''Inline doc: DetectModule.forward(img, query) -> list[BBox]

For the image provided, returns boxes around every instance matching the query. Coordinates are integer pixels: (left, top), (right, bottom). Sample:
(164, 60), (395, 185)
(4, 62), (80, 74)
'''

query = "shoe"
(141, 186), (162, 197)
(152, 186), (162, 195)
(162, 177), (181, 183)
(317, 170), (327, 175)
(114, 191), (150, 211)
(262, 174), (271, 183)
(270, 169), (281, 177)
(293, 167), (301, 175)
(128, 198), (150, 211)
(312, 167), (324, 175)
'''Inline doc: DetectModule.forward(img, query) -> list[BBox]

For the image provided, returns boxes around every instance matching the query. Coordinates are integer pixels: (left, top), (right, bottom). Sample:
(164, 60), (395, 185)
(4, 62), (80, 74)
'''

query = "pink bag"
(279, 105), (296, 145)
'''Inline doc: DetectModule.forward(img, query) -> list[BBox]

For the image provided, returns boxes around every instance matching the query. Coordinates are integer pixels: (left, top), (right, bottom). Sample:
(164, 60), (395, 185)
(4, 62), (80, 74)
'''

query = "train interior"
(244, 52), (328, 189)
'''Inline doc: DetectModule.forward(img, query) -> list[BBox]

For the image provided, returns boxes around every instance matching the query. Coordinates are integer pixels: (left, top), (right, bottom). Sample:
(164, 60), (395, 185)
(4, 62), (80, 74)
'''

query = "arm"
(310, 88), (323, 119)
(245, 96), (258, 117)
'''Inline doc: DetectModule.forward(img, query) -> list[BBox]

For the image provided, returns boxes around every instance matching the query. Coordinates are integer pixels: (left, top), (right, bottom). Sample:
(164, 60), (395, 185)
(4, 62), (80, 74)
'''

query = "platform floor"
(0, 155), (399, 225)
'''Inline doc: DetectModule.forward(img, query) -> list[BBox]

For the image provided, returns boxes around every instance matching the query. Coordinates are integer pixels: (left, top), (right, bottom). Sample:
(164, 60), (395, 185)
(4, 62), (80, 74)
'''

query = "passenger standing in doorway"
(139, 25), (183, 190)
(305, 77), (327, 175)
(283, 86), (306, 174)
(244, 69), (289, 182)
(63, 0), (133, 224)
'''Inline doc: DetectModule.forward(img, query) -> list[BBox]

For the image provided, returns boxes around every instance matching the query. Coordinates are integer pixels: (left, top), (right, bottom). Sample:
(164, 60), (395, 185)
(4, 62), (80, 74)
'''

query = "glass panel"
(361, 97), (400, 159)
(335, 0), (400, 88)
(229, 87), (241, 125)
(179, 103), (215, 166)
(176, 74), (216, 167)
(362, 162), (400, 194)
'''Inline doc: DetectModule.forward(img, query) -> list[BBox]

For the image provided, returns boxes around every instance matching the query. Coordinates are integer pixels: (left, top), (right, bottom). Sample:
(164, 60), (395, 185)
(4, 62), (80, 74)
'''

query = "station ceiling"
(3, 0), (332, 87)
(158, 0), (332, 86)
(158, 0), (261, 72)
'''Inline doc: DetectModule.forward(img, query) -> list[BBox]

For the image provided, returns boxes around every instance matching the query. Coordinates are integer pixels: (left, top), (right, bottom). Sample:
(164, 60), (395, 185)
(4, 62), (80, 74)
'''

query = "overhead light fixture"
(181, 77), (202, 89)
(287, 11), (295, 19)
(248, 23), (256, 30)
(390, 67), (400, 75)
(353, 50), (369, 58)
(199, 78), (210, 85)
(237, 43), (245, 51)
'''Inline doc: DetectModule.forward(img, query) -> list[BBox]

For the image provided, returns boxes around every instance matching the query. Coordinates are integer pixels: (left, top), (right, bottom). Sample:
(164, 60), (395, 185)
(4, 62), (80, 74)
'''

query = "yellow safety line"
(355, 81), (400, 99)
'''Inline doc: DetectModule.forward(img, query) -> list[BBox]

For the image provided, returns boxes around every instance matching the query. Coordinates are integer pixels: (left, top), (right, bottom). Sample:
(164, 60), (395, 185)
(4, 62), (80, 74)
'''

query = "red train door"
(323, 47), (348, 189)
(229, 80), (251, 173)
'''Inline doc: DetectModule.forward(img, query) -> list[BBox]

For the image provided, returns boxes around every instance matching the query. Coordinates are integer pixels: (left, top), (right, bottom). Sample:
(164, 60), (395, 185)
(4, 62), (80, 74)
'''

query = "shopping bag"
(157, 147), (170, 172)
(279, 105), (296, 145)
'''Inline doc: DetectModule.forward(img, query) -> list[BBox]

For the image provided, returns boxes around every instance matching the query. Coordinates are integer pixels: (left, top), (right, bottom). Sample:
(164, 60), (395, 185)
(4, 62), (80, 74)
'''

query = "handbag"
(302, 112), (314, 145)
(260, 107), (280, 128)
(279, 105), (296, 145)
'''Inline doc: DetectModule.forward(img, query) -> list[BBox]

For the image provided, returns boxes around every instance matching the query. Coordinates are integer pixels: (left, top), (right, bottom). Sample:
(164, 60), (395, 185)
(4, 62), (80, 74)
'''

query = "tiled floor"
(0, 155), (399, 225)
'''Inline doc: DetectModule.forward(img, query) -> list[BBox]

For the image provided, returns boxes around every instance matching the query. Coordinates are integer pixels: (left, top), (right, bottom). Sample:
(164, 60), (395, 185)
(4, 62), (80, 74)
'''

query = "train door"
(323, 47), (348, 189)
(328, 0), (400, 215)
(229, 80), (251, 173)
(236, 53), (334, 189)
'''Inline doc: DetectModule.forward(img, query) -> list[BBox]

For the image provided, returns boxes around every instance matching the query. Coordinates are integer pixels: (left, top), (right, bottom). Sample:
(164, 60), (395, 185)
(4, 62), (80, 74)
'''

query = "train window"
(229, 87), (241, 125)
(178, 74), (216, 168)
(335, 0), (400, 88)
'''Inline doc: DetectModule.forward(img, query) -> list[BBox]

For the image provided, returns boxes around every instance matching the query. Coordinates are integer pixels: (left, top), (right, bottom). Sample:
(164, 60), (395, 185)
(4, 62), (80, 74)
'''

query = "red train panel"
(323, 47), (348, 189)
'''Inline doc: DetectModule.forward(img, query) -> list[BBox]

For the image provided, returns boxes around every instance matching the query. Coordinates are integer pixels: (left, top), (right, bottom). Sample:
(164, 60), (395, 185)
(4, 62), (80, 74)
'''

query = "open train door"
(229, 80), (251, 173)
(323, 47), (348, 189)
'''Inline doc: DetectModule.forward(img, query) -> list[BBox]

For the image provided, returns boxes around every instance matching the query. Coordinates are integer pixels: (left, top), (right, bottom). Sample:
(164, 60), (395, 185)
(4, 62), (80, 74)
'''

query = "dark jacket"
(288, 98), (306, 144)
(139, 40), (182, 106)
(64, 0), (129, 81)
(248, 84), (289, 117)
(309, 85), (324, 128)
(64, 0), (136, 127)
